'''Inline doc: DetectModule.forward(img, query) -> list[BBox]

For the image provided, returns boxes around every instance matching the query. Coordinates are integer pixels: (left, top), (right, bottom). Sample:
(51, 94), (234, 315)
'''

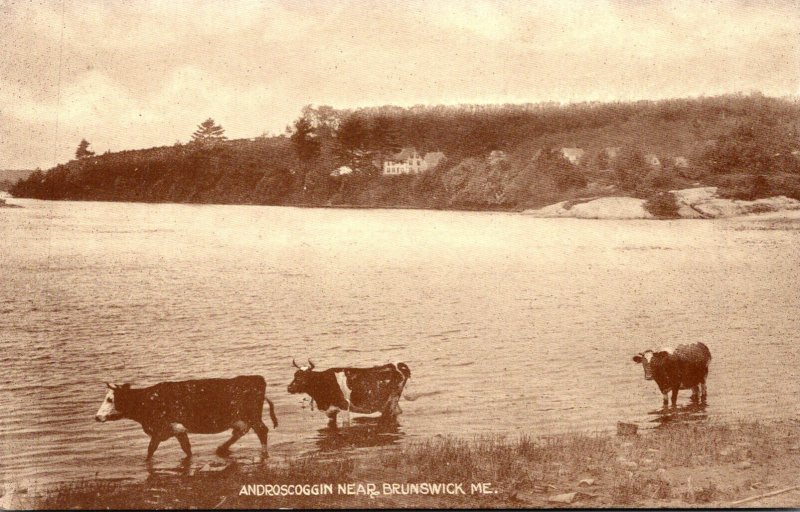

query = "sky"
(1, 0), (799, 169)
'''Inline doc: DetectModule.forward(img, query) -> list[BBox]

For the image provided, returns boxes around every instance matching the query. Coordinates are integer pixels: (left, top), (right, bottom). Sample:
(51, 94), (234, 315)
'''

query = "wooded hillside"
(11, 93), (800, 210)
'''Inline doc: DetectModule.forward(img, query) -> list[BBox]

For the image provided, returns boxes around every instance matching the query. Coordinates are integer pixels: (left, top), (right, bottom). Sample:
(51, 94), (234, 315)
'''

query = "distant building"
(644, 153), (661, 168)
(383, 148), (446, 175)
(488, 150), (508, 165)
(559, 147), (585, 165)
(673, 156), (689, 168)
(331, 166), (354, 177)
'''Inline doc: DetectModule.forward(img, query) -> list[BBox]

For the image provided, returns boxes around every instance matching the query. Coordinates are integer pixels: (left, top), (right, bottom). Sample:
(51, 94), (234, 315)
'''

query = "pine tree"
(75, 139), (95, 159)
(191, 118), (226, 144)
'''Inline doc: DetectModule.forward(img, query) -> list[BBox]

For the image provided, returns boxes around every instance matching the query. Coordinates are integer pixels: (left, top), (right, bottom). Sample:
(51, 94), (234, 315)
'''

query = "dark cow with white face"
(95, 376), (278, 459)
(632, 342), (711, 407)
(287, 360), (411, 428)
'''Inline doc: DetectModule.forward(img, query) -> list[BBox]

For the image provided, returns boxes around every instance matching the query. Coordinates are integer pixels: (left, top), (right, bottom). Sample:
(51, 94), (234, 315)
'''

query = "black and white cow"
(287, 360), (411, 427)
(95, 375), (278, 459)
(632, 342), (711, 407)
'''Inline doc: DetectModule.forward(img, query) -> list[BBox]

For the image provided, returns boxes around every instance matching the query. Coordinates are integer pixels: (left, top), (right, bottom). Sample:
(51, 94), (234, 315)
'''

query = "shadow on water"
(314, 416), (404, 452)
(648, 400), (709, 428)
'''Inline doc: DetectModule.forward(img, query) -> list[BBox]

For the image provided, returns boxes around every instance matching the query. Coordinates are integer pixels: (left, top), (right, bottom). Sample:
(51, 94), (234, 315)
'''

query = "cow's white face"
(95, 386), (123, 422)
(632, 348), (673, 381)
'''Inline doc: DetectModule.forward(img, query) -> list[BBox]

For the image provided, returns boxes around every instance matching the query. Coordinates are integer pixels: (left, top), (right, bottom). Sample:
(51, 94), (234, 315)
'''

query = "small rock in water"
(647, 448), (661, 454)
(548, 492), (577, 504)
(719, 449), (732, 457)
(622, 461), (639, 471)
(737, 461), (752, 470)
(578, 479), (595, 487)
(787, 444), (800, 452)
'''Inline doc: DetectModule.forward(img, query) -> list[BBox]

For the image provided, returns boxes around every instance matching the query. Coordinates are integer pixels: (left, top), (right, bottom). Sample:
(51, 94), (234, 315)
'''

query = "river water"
(1, 199), (799, 488)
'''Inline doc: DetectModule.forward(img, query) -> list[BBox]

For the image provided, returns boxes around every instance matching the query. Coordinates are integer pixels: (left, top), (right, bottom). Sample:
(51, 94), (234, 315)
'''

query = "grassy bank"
(10, 419), (800, 509)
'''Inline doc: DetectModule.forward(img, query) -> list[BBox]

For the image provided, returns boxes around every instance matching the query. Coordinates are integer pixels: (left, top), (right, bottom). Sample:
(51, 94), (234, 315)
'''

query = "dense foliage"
(11, 94), (800, 209)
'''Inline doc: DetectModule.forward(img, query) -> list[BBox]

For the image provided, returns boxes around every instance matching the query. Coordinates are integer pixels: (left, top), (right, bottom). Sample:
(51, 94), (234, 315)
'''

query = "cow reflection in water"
(649, 401), (709, 428)
(315, 416), (404, 452)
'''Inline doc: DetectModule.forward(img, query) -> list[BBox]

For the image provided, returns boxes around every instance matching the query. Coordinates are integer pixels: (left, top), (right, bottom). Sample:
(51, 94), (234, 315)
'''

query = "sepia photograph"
(1, 0), (800, 509)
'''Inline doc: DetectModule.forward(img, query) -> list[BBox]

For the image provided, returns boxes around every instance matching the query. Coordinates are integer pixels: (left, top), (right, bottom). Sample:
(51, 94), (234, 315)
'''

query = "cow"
(287, 360), (411, 428)
(632, 342), (711, 407)
(95, 375), (278, 459)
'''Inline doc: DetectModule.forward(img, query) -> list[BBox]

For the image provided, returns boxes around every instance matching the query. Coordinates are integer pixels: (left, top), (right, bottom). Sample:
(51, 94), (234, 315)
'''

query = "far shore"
(7, 188), (800, 220)
(6, 419), (800, 509)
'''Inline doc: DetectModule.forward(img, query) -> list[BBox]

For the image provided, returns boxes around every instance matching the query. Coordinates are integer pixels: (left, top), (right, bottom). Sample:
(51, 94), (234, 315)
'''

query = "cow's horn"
(292, 359), (300, 369)
(307, 359), (315, 370)
(106, 382), (116, 390)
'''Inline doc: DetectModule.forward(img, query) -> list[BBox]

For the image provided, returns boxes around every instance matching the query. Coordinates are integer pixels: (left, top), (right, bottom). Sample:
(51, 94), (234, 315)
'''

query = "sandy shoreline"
(6, 418), (800, 509)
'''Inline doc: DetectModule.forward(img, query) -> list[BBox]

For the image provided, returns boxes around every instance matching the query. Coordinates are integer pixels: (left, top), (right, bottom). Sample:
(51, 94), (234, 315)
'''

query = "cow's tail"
(265, 397), (278, 428)
(397, 362), (411, 380)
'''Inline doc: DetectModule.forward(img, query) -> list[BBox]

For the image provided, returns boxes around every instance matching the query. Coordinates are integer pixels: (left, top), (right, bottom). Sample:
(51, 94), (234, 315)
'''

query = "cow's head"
(95, 383), (130, 422)
(287, 359), (315, 394)
(632, 349), (672, 380)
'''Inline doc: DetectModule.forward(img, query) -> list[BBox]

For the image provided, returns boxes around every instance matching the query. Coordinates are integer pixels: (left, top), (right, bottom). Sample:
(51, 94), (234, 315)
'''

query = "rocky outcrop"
(525, 196), (654, 219)
(671, 187), (800, 218)
(524, 187), (800, 219)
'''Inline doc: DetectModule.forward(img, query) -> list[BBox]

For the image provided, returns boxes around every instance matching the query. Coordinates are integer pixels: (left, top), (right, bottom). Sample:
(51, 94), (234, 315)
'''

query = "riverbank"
(7, 419), (800, 509)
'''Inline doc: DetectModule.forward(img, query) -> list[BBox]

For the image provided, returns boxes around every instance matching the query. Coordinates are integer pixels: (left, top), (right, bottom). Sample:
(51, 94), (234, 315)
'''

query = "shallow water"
(1, 199), (799, 487)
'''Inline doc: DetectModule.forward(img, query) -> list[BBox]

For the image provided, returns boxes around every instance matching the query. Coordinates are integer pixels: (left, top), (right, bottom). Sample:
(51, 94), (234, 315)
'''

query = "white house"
(560, 147), (585, 165)
(331, 166), (354, 177)
(673, 156), (689, 169)
(383, 148), (446, 175)
(488, 150), (508, 165)
(644, 153), (661, 168)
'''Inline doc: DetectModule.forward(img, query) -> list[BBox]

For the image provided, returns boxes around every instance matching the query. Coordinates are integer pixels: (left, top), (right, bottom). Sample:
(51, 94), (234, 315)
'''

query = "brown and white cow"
(95, 375), (278, 459)
(287, 360), (410, 428)
(632, 342), (711, 407)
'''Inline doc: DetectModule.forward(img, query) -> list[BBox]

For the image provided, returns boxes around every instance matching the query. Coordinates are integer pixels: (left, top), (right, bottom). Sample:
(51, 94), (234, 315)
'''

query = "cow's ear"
(632, 355), (643, 363)
(655, 351), (670, 358)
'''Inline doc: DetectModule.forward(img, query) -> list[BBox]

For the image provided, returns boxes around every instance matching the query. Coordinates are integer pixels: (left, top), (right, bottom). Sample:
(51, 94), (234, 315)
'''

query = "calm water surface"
(1, 199), (799, 487)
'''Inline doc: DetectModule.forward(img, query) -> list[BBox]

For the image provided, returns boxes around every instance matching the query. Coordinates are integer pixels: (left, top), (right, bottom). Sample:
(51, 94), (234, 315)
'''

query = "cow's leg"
(325, 407), (339, 429)
(690, 385), (700, 402)
(343, 402), (351, 428)
(252, 420), (270, 453)
(176, 433), (192, 458)
(169, 423), (192, 458)
(216, 420), (250, 455)
(661, 392), (669, 408)
(146, 436), (161, 460)
(700, 381), (708, 402)
(382, 396), (402, 423)
(671, 388), (679, 407)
